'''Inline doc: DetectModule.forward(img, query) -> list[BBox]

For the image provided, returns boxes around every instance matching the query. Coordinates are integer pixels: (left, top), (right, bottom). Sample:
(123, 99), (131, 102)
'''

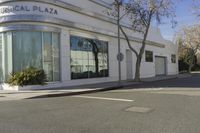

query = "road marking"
(111, 88), (164, 93)
(72, 95), (134, 102)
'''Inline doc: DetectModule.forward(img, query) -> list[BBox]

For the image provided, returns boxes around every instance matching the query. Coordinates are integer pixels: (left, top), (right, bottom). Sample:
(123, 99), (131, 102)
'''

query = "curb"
(26, 75), (184, 99)
(141, 76), (178, 83)
(17, 74), (193, 99)
(26, 85), (124, 99)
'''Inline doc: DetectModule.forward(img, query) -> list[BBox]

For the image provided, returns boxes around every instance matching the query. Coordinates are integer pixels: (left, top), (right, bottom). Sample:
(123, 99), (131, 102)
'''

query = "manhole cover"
(125, 106), (154, 113)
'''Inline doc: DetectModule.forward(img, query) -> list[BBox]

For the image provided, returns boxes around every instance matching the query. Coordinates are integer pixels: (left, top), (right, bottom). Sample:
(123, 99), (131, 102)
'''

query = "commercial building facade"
(0, 0), (178, 90)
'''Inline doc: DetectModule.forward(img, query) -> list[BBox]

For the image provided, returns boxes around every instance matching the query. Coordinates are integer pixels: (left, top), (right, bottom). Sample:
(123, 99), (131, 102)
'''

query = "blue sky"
(159, 0), (199, 41)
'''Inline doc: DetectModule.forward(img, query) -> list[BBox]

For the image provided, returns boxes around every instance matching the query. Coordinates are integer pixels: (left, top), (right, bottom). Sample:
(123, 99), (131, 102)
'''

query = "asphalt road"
(129, 74), (200, 89)
(1, 75), (200, 133)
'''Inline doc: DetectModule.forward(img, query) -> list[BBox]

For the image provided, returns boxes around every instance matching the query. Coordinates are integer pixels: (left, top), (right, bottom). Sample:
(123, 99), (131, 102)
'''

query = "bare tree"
(192, 0), (200, 16)
(107, 0), (176, 81)
(176, 25), (200, 72)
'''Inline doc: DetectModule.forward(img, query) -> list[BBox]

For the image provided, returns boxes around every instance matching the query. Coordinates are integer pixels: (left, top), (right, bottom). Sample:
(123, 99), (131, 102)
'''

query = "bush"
(192, 64), (200, 71)
(179, 60), (189, 72)
(7, 67), (47, 87)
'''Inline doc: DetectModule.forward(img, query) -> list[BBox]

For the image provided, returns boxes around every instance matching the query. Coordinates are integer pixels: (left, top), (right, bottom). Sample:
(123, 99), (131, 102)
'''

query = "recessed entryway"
(126, 50), (133, 80)
(155, 56), (167, 76)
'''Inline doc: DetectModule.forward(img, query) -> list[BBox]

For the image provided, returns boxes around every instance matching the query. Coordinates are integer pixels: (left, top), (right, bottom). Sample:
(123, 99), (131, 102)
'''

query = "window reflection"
(70, 35), (109, 79)
(13, 31), (43, 72)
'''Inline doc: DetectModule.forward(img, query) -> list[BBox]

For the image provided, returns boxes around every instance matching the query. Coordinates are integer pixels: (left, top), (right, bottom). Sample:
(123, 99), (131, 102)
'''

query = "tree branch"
(119, 25), (139, 57)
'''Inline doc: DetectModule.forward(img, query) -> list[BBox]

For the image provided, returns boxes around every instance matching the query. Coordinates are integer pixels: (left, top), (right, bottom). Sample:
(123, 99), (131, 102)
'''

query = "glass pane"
(71, 36), (79, 79)
(43, 32), (53, 81)
(78, 63), (84, 79)
(89, 39), (100, 77)
(171, 54), (176, 63)
(0, 34), (3, 82)
(70, 35), (109, 79)
(52, 33), (60, 81)
(71, 58), (77, 79)
(5, 31), (60, 83)
(145, 51), (153, 62)
(70, 36), (79, 51)
(103, 42), (108, 77)
(88, 59), (96, 78)
(4, 32), (13, 81)
(13, 31), (42, 72)
(82, 59), (89, 79)
(70, 36), (89, 79)
(98, 42), (104, 77)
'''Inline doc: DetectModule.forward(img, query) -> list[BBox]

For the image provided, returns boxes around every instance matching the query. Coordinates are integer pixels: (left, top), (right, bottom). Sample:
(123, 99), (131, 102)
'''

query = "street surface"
(1, 74), (200, 133)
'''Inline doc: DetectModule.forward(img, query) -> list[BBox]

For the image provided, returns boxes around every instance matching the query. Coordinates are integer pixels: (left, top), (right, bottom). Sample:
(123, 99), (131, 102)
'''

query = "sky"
(159, 0), (199, 41)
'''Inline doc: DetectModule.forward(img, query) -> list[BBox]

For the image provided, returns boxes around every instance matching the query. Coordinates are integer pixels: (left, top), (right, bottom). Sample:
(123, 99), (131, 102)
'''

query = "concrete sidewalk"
(0, 74), (191, 101)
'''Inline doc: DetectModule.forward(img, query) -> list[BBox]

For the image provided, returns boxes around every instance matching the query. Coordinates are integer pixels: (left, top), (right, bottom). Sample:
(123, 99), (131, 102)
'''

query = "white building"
(0, 0), (178, 90)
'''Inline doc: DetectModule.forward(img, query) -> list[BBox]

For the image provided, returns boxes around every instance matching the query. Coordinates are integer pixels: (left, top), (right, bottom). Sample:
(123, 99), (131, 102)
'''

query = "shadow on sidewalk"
(26, 85), (123, 99)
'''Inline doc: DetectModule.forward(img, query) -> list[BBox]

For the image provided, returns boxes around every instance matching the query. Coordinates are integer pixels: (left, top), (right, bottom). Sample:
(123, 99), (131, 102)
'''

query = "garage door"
(155, 56), (166, 76)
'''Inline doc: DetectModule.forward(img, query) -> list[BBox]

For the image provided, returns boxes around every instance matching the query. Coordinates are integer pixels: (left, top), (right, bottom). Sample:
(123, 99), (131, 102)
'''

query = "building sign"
(0, 5), (58, 15)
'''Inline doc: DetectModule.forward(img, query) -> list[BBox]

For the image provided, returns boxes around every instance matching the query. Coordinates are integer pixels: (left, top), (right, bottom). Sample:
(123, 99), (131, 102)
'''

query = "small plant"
(7, 67), (47, 87)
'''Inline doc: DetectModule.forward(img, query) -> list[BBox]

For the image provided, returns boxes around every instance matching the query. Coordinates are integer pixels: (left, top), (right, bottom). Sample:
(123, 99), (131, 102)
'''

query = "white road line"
(71, 95), (134, 102)
(112, 88), (164, 92)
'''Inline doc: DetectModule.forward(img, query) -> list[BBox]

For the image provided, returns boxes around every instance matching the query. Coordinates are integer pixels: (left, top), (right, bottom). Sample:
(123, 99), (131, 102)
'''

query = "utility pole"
(117, 0), (121, 85)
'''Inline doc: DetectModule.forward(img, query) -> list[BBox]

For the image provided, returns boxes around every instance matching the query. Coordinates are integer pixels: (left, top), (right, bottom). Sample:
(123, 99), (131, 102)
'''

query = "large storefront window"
(70, 35), (109, 79)
(13, 31), (43, 72)
(0, 31), (60, 82)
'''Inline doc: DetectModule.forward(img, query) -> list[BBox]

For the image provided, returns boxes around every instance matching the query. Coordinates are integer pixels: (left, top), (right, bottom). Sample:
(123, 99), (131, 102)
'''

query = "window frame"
(145, 50), (153, 62)
(171, 54), (176, 63)
(70, 35), (109, 80)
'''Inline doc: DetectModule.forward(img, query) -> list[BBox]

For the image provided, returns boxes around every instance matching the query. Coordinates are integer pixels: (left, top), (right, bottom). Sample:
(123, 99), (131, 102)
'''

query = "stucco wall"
(0, 0), (179, 88)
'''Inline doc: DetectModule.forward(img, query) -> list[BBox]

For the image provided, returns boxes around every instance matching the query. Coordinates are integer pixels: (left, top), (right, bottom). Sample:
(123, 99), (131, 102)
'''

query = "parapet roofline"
(0, 0), (171, 47)
(89, 0), (112, 9)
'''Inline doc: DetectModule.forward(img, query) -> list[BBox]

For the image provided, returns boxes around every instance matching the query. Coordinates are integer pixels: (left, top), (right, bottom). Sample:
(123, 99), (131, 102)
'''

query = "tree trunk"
(188, 55), (194, 73)
(134, 55), (141, 82)
(188, 51), (196, 73)
(134, 24), (150, 82)
(188, 64), (192, 73)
